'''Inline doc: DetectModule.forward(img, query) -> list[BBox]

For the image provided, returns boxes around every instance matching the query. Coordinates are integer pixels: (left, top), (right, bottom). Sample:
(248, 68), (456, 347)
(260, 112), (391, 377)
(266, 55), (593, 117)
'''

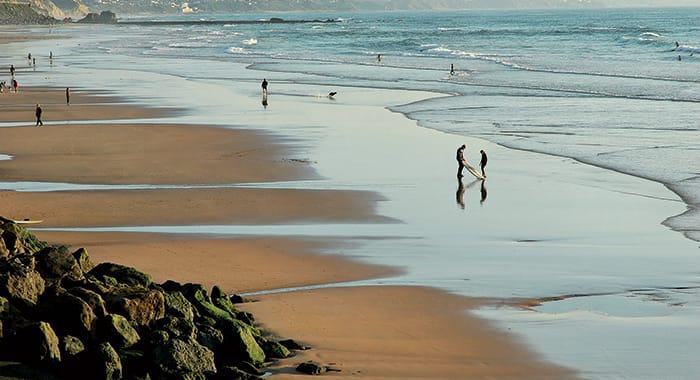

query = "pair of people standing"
(456, 144), (487, 178)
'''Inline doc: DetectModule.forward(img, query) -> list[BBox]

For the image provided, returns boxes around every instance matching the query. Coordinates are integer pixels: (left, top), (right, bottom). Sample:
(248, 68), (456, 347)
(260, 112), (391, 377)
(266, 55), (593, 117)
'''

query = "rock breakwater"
(0, 216), (299, 379)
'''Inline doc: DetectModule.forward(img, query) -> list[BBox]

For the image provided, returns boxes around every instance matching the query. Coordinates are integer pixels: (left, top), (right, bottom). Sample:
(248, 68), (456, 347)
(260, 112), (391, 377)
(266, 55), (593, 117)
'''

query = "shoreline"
(0, 82), (584, 379)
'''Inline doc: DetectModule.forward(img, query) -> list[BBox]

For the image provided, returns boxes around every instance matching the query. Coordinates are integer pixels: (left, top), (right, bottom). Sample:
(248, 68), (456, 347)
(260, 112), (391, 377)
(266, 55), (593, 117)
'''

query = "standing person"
(261, 78), (268, 96)
(479, 149), (488, 178)
(9, 64), (15, 77)
(12, 79), (18, 93)
(65, 87), (71, 105)
(35, 104), (43, 126)
(377, 54), (382, 62)
(450, 63), (455, 75)
(456, 144), (466, 178)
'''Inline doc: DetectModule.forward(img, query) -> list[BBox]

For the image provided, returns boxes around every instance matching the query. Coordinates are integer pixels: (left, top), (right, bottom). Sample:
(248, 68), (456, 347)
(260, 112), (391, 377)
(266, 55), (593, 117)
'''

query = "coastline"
(2, 20), (693, 378)
(0, 84), (581, 379)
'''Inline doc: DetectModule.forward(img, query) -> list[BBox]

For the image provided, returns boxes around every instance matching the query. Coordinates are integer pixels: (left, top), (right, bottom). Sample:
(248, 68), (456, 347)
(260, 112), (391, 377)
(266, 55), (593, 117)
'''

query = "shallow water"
(3, 8), (700, 379)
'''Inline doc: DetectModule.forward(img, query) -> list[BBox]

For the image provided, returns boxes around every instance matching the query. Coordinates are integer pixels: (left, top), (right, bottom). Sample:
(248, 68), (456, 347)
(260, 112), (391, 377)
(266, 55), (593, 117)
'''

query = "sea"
(3, 7), (700, 380)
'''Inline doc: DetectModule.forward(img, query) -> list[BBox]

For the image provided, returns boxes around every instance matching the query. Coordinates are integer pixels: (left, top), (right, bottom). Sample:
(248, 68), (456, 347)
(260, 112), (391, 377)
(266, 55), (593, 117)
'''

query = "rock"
(78, 11), (117, 24)
(259, 337), (290, 359)
(0, 256), (46, 306)
(196, 323), (224, 352)
(296, 361), (326, 375)
(152, 338), (216, 378)
(279, 338), (309, 351)
(151, 315), (196, 341)
(39, 290), (97, 339)
(97, 314), (141, 349)
(217, 319), (266, 367)
(211, 286), (253, 325)
(104, 288), (165, 326)
(35, 246), (84, 286)
(77, 342), (122, 380)
(73, 247), (95, 273)
(14, 321), (61, 364)
(213, 365), (263, 380)
(60, 335), (85, 357)
(164, 290), (196, 321)
(118, 349), (149, 380)
(67, 286), (108, 318)
(89, 262), (152, 288)
(0, 218), (48, 258)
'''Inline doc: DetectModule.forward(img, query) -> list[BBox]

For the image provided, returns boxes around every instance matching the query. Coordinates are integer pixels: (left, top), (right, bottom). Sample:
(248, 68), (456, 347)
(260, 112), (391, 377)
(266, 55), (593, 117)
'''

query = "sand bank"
(0, 84), (581, 379)
(240, 286), (578, 380)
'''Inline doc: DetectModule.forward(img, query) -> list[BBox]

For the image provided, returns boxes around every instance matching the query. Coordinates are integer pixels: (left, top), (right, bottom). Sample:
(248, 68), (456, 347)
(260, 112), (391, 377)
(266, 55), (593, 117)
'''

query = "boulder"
(97, 314), (140, 349)
(76, 342), (122, 380)
(211, 286), (253, 325)
(151, 315), (196, 341)
(0, 256), (46, 306)
(258, 337), (290, 359)
(196, 323), (224, 352)
(164, 290), (196, 321)
(39, 290), (96, 339)
(213, 365), (263, 380)
(89, 263), (152, 288)
(35, 246), (84, 286)
(67, 286), (108, 318)
(73, 248), (95, 273)
(217, 319), (266, 367)
(14, 321), (61, 364)
(296, 361), (326, 375)
(60, 335), (85, 357)
(181, 283), (236, 323)
(152, 338), (216, 378)
(0, 218), (48, 258)
(104, 288), (165, 326)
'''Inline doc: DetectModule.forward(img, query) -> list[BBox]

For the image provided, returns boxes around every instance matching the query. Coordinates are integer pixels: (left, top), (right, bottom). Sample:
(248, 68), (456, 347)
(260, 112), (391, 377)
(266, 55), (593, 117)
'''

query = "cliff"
(0, 2), (58, 24)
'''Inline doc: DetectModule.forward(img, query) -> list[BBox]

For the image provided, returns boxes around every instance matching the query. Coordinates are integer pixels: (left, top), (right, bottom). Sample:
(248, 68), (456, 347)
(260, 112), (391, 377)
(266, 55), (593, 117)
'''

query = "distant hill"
(0, 1), (58, 24)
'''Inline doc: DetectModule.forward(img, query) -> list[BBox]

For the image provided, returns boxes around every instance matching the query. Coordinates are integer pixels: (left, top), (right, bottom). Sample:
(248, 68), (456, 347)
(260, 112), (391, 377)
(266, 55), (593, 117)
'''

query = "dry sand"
(0, 86), (580, 379)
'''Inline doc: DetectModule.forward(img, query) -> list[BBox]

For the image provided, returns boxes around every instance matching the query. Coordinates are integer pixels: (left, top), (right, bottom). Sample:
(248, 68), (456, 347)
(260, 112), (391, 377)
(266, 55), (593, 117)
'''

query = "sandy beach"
(0, 79), (582, 379)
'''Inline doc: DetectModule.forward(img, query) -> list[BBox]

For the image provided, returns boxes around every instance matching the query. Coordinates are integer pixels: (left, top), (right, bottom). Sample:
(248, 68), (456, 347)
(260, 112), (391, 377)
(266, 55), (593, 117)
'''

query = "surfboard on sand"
(13, 219), (44, 225)
(462, 159), (485, 180)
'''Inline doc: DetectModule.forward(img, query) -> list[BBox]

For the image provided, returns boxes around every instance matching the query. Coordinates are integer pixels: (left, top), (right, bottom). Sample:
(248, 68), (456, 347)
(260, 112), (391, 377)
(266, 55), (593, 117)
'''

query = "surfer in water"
(456, 144), (466, 178)
(479, 150), (488, 178)
(450, 63), (455, 75)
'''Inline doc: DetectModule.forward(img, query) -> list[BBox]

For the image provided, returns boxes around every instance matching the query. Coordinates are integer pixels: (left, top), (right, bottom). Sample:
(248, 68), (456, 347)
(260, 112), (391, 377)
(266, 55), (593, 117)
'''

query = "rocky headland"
(0, 216), (304, 380)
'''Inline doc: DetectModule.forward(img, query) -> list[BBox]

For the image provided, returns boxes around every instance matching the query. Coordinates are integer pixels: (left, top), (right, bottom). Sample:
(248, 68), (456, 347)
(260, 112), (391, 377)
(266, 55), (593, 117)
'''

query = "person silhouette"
(479, 149), (488, 178)
(261, 78), (268, 96)
(450, 63), (455, 75)
(480, 180), (488, 205)
(35, 104), (43, 126)
(456, 144), (467, 178)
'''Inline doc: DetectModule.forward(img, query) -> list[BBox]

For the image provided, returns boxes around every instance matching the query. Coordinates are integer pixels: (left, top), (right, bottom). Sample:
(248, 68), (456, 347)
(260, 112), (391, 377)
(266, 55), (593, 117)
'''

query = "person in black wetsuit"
(456, 144), (466, 178)
(479, 149), (488, 178)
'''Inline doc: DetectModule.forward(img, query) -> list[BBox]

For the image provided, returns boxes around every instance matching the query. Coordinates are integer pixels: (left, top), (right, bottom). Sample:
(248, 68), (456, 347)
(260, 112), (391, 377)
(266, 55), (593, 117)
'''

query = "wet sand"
(0, 83), (580, 379)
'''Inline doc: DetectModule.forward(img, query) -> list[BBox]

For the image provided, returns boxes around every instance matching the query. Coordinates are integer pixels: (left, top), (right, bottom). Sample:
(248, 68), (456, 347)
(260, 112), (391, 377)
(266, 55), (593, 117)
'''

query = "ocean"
(4, 7), (700, 379)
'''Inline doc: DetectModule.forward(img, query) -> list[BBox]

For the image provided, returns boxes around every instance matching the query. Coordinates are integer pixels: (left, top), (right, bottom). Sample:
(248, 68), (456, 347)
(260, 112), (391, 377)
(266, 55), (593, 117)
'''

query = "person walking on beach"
(456, 144), (467, 178)
(12, 79), (18, 93)
(261, 79), (268, 96)
(450, 63), (455, 75)
(66, 87), (71, 105)
(479, 149), (488, 178)
(9, 64), (15, 77)
(35, 104), (43, 127)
